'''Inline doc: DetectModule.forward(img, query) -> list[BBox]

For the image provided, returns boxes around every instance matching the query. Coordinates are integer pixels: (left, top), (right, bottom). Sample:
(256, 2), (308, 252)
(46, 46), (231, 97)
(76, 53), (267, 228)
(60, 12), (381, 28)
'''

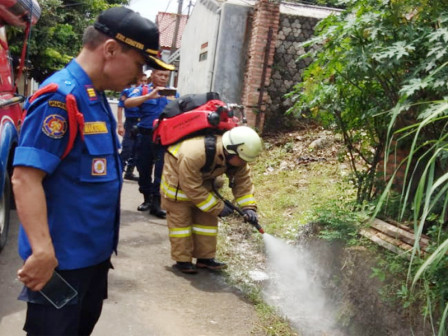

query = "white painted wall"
(177, 0), (220, 95)
(212, 3), (251, 103)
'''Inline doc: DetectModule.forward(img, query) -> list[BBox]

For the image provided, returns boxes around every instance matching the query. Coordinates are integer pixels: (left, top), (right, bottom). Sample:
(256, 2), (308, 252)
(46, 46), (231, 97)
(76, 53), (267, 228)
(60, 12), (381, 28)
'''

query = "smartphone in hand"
(39, 271), (78, 309)
(158, 88), (177, 96)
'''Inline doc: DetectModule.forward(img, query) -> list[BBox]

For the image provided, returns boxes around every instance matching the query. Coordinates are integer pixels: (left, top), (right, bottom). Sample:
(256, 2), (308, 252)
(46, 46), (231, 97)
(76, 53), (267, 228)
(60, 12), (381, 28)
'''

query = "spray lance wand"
(212, 184), (264, 234)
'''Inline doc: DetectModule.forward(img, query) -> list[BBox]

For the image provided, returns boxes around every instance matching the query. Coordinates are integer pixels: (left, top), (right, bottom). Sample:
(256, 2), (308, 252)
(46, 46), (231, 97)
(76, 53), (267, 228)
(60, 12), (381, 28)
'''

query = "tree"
(7, 0), (128, 83)
(288, 0), (448, 330)
(288, 0), (448, 204)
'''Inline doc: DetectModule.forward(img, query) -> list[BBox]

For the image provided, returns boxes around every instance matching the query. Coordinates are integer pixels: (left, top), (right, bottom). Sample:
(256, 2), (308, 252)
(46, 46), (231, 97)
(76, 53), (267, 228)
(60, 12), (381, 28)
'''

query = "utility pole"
(187, 0), (192, 17)
(170, 0), (183, 55)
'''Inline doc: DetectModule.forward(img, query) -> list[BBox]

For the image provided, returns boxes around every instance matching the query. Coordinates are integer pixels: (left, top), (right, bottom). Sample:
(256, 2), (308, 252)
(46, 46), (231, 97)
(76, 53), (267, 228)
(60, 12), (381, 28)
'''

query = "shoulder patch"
(42, 114), (67, 139)
(48, 100), (67, 111)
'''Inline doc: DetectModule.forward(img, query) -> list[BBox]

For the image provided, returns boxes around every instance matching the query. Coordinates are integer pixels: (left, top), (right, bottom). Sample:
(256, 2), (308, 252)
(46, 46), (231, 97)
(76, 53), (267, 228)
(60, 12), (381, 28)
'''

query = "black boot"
(124, 165), (138, 181)
(137, 194), (151, 211)
(173, 262), (197, 274)
(196, 258), (227, 270)
(150, 195), (166, 219)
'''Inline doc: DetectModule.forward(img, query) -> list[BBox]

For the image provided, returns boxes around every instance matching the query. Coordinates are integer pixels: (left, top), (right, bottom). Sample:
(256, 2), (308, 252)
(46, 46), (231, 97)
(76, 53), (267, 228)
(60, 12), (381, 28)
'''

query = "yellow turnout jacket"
(161, 136), (257, 216)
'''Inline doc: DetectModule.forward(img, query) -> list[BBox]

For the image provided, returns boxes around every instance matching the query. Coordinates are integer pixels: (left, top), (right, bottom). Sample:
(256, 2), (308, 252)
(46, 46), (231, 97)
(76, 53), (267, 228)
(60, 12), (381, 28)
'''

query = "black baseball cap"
(94, 7), (175, 71)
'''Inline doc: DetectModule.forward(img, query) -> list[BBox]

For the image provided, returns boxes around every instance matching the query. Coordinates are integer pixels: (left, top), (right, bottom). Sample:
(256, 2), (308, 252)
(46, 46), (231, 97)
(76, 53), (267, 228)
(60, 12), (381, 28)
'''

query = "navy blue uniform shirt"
(14, 59), (122, 270)
(118, 87), (140, 118)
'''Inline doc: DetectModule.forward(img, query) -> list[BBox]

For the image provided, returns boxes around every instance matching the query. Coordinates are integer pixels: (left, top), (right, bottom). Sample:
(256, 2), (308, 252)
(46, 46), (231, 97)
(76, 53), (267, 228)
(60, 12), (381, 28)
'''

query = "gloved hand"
(242, 209), (258, 224)
(218, 203), (234, 217)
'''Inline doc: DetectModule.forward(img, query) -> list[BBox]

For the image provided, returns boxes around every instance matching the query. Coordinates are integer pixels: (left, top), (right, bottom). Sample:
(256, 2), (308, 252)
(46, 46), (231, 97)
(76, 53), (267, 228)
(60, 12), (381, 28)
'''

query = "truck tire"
(0, 174), (11, 252)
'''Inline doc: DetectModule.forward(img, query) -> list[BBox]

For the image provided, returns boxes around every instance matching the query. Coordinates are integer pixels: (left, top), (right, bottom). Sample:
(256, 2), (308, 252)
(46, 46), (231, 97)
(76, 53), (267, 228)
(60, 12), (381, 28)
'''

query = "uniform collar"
(66, 59), (93, 87)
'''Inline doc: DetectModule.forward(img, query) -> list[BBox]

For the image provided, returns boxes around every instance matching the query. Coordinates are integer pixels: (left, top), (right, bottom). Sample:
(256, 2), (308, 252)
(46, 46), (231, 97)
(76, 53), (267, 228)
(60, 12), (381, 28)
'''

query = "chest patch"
(92, 158), (107, 175)
(84, 122), (108, 134)
(42, 114), (67, 139)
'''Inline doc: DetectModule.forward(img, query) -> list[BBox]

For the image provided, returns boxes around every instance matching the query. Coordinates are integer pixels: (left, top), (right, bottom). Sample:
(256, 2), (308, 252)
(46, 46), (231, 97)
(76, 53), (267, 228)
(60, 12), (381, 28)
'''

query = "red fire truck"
(0, 0), (40, 251)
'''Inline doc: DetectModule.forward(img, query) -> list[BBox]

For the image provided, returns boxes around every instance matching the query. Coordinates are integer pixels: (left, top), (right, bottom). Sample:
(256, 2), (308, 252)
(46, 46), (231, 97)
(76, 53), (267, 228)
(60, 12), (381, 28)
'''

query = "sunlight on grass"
(254, 159), (355, 239)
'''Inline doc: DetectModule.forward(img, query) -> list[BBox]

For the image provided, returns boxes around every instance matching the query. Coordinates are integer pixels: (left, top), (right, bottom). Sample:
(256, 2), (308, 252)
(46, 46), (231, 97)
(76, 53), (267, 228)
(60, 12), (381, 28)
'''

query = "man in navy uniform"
(125, 69), (179, 218)
(12, 7), (174, 336)
(117, 74), (148, 180)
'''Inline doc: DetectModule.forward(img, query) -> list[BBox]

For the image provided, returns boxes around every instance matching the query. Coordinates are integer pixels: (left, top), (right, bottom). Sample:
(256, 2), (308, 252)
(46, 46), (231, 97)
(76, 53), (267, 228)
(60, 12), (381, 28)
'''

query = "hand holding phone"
(39, 271), (78, 309)
(158, 88), (177, 96)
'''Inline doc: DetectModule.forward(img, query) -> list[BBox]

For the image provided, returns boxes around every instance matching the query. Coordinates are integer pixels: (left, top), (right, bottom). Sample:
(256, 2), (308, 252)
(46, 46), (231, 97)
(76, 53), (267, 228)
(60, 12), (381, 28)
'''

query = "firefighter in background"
(125, 69), (179, 218)
(117, 73), (148, 180)
(161, 126), (263, 274)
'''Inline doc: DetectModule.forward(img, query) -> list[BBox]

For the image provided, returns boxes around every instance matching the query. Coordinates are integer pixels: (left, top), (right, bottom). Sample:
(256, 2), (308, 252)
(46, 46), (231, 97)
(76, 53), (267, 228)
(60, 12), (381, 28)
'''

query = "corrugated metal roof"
(156, 12), (188, 49)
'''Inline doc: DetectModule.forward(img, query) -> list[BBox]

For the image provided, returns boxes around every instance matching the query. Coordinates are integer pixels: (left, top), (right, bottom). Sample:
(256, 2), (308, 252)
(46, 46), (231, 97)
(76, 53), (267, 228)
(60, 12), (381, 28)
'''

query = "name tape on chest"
(84, 122), (108, 134)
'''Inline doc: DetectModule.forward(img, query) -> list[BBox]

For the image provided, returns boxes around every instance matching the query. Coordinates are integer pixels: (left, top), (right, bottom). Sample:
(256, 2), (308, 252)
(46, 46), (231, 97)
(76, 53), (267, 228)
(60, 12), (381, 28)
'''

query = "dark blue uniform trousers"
(120, 117), (139, 171)
(135, 130), (164, 198)
(22, 259), (111, 336)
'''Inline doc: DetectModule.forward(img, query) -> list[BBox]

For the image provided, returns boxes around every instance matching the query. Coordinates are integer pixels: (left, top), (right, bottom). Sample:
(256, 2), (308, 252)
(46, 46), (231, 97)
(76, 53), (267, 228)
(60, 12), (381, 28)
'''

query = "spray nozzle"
(255, 224), (265, 234)
(242, 212), (265, 234)
(244, 215), (264, 234)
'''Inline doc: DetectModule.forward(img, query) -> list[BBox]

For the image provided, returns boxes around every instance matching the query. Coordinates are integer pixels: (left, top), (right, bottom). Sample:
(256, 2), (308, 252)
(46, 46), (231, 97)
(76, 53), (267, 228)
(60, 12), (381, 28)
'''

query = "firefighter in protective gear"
(161, 126), (263, 274)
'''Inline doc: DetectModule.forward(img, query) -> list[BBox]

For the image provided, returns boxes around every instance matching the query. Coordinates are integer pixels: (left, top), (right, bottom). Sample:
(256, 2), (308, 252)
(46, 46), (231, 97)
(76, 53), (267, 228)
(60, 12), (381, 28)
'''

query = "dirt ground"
(0, 179), (261, 336)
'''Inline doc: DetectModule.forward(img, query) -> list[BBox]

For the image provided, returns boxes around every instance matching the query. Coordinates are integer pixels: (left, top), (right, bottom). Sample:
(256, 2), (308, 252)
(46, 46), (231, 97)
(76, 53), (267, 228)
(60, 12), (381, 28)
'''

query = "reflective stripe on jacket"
(161, 136), (256, 216)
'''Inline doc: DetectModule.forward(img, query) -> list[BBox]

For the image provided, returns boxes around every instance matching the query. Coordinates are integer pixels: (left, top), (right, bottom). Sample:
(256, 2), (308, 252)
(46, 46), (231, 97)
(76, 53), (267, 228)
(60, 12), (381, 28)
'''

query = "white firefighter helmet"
(222, 126), (262, 162)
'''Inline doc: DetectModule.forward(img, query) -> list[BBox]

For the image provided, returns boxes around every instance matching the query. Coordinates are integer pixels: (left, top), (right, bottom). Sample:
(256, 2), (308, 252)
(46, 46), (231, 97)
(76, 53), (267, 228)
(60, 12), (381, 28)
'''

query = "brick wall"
(242, 2), (324, 132)
(377, 147), (412, 191)
(241, 0), (280, 130)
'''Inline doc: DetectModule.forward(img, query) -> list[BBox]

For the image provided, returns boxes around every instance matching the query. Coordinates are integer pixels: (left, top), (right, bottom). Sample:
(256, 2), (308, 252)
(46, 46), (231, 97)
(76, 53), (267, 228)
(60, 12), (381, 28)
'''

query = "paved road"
(0, 179), (260, 335)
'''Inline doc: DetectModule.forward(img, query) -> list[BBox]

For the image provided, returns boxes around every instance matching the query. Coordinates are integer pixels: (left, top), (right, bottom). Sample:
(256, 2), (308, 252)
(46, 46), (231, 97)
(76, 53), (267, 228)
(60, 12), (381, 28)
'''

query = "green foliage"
(370, 266), (386, 282)
(371, 253), (421, 310)
(313, 199), (370, 245)
(289, 0), (448, 329)
(288, 0), (448, 203)
(7, 0), (128, 83)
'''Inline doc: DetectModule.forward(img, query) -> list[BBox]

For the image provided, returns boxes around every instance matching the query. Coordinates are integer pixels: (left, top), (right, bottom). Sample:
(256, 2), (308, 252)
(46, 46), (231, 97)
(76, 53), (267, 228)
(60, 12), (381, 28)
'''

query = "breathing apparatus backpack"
(152, 92), (241, 172)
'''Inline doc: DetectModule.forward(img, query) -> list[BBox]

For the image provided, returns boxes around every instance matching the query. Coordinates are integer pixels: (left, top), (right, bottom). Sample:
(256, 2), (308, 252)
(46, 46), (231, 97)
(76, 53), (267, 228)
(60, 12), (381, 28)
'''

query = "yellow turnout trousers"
(162, 197), (218, 262)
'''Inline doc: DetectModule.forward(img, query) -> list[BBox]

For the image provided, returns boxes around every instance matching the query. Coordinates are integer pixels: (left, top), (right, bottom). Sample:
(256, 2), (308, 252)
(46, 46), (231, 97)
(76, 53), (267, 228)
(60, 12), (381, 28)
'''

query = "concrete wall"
(177, 0), (220, 95)
(177, 0), (251, 103)
(212, 3), (251, 103)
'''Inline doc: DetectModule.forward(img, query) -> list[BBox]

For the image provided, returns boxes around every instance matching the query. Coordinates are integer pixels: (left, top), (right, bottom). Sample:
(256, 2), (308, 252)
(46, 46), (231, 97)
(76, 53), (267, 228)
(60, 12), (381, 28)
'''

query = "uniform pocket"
(79, 134), (118, 182)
